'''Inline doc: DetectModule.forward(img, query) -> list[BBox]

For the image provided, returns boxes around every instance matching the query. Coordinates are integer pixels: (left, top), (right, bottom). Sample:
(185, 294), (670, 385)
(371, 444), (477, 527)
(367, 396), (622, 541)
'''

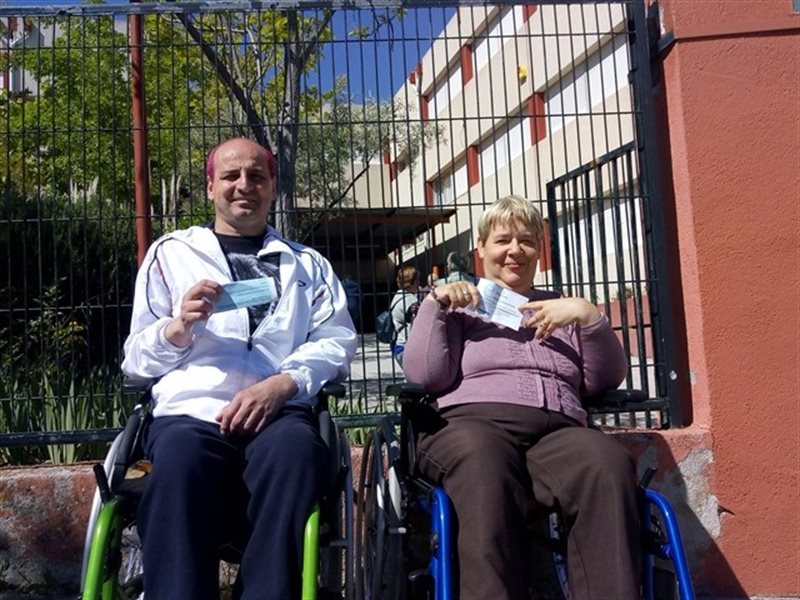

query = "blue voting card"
(215, 278), (277, 312)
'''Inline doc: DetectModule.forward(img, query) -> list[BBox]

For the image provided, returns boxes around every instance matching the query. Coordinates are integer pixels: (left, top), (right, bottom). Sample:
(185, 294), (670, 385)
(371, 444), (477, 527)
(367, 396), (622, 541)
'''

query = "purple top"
(402, 290), (627, 426)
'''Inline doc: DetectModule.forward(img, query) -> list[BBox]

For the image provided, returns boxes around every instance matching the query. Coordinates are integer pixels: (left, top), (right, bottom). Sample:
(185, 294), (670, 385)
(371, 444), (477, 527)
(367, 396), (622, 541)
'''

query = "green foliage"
(0, 16), (133, 197)
(0, 189), (136, 465)
(1, 188), (137, 378)
(0, 365), (132, 465)
(329, 387), (396, 447)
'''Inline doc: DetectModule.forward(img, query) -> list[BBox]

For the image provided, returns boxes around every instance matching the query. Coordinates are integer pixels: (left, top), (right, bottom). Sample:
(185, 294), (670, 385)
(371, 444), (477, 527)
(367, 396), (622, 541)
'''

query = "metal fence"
(0, 0), (685, 459)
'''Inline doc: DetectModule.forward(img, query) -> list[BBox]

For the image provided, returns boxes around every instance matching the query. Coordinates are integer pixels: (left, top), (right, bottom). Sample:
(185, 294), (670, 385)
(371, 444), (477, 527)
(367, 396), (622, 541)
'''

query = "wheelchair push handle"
(315, 382), (346, 414)
(93, 463), (112, 504)
(386, 383), (430, 406)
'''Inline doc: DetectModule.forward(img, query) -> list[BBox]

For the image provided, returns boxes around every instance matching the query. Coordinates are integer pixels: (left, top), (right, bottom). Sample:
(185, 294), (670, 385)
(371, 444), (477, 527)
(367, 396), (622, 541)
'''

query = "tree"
(172, 5), (429, 237)
(0, 16), (133, 198)
(0, 6), (430, 234)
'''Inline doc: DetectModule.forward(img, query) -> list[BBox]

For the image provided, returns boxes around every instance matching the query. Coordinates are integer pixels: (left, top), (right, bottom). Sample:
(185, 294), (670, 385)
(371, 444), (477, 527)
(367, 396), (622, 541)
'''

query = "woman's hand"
(164, 279), (222, 347)
(429, 281), (480, 310)
(519, 297), (602, 340)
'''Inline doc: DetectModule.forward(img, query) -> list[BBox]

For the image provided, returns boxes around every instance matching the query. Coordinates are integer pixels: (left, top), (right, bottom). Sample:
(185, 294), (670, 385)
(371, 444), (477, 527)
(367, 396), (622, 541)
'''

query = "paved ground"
(342, 332), (405, 413)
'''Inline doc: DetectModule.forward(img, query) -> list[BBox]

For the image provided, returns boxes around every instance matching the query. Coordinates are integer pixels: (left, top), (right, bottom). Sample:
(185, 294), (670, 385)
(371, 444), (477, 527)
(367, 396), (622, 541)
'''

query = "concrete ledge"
(0, 430), (722, 595)
(0, 464), (95, 593)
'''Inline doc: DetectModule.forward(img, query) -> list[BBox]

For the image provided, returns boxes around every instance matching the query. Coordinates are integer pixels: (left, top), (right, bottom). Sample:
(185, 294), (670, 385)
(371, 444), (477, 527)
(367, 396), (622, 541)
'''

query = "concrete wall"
(656, 0), (800, 595)
(0, 465), (95, 592)
(0, 440), (729, 594)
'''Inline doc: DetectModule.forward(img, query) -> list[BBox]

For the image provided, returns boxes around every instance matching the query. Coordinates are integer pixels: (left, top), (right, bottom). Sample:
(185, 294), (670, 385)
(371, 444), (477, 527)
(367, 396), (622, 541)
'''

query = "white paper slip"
(215, 278), (277, 312)
(475, 278), (529, 331)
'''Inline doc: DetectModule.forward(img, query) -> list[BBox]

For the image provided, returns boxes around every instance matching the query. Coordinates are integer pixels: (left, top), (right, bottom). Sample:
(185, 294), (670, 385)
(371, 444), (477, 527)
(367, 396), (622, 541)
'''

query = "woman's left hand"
(518, 297), (602, 339)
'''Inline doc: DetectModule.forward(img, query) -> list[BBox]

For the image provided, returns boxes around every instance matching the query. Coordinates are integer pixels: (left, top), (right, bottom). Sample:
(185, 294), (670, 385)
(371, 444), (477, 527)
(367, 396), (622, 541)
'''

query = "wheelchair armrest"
(110, 403), (151, 492)
(315, 382), (346, 414)
(320, 382), (346, 399)
(386, 383), (430, 406)
(122, 377), (155, 395)
(315, 383), (347, 494)
(582, 388), (654, 410)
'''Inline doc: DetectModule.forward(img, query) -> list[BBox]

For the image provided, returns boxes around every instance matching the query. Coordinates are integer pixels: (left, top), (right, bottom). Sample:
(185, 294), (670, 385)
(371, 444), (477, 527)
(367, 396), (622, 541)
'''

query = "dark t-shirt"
(215, 232), (282, 334)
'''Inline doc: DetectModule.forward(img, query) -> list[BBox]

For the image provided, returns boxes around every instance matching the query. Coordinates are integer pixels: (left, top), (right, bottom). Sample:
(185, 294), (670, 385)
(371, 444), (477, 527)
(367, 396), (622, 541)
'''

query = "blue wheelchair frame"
(374, 383), (696, 600)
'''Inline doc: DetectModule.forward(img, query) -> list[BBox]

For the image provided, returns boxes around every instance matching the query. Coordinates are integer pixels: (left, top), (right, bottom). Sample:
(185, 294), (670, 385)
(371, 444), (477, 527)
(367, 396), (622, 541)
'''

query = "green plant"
(0, 366), (131, 465)
(331, 388), (399, 446)
(328, 386), (386, 447)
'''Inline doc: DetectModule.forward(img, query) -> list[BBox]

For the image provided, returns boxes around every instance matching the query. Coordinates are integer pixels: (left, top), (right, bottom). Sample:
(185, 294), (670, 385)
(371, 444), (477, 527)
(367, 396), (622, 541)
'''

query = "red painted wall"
(659, 0), (800, 594)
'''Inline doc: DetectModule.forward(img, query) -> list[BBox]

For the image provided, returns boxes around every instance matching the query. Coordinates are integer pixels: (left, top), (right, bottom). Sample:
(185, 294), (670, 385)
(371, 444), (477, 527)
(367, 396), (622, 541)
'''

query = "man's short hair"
(205, 138), (277, 180)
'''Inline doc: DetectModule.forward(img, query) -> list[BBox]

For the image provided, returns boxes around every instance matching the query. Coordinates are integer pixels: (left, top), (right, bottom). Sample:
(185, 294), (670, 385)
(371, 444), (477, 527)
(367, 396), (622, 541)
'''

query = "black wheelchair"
(354, 383), (695, 600)
(80, 382), (354, 600)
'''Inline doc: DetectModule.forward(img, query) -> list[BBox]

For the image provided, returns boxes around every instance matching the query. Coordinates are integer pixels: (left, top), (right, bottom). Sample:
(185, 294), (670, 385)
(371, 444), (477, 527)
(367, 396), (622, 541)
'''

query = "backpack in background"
(375, 309), (396, 344)
(376, 293), (421, 345)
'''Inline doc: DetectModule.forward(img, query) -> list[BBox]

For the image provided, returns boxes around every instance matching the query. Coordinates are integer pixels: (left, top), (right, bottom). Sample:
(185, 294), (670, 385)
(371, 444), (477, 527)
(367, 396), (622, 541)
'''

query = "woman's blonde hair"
(477, 195), (544, 245)
(395, 265), (419, 290)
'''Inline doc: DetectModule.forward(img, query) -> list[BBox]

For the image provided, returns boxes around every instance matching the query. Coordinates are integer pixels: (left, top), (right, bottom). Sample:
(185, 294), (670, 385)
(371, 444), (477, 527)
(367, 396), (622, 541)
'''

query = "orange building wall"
(658, 0), (800, 594)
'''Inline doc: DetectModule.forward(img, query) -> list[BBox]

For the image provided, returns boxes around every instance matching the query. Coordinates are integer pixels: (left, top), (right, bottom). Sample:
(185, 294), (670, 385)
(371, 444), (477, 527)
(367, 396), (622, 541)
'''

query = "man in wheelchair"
(402, 195), (641, 599)
(120, 137), (357, 598)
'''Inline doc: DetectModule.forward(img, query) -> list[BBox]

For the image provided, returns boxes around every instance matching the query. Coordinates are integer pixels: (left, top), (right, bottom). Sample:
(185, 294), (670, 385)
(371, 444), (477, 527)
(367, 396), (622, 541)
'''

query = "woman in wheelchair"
(403, 195), (640, 600)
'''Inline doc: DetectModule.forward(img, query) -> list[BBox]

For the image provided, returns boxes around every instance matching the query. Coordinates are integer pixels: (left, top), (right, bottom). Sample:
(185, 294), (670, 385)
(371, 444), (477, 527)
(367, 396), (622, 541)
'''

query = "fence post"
(627, 0), (692, 426)
(130, 0), (151, 267)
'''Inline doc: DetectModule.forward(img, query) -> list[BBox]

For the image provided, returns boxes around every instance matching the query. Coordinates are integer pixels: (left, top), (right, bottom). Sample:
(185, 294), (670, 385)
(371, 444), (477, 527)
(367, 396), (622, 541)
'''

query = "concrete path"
(338, 333), (406, 414)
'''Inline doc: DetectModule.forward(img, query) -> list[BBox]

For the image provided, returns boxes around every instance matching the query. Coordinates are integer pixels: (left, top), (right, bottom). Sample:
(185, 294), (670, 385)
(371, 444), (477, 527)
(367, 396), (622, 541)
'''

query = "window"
(479, 112), (532, 179)
(473, 6), (524, 76)
(431, 62), (463, 117)
(434, 160), (468, 205)
(546, 38), (630, 134)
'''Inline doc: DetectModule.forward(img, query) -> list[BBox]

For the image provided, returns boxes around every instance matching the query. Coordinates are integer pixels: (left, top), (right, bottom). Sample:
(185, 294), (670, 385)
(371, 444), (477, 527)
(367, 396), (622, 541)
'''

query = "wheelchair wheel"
(82, 432), (125, 591)
(541, 512), (571, 600)
(354, 427), (404, 600)
(318, 425), (355, 600)
(81, 497), (143, 600)
(81, 430), (145, 600)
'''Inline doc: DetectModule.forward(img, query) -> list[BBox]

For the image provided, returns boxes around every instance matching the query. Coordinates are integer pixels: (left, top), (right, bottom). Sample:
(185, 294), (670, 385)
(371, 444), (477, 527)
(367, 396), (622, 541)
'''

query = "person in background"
(389, 265), (420, 366)
(434, 250), (477, 286)
(403, 195), (639, 600)
(122, 137), (357, 599)
(341, 273), (362, 331)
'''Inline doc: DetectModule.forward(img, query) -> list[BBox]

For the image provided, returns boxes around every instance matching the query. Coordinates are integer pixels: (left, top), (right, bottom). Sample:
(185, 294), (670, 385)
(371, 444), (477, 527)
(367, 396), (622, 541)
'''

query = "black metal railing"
(0, 0), (685, 459)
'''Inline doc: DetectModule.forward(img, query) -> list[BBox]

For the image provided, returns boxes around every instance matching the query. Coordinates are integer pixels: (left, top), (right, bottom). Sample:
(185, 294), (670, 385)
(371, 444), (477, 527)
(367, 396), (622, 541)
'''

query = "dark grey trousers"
(416, 402), (641, 600)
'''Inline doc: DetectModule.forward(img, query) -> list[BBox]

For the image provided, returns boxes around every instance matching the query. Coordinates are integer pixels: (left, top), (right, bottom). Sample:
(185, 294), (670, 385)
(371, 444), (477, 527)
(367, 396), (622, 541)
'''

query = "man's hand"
(519, 297), (602, 340)
(164, 279), (222, 347)
(216, 373), (298, 436)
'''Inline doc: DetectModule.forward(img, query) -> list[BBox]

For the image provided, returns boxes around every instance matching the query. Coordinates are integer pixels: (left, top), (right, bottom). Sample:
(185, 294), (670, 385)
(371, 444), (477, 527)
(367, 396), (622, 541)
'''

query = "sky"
(317, 7), (455, 102)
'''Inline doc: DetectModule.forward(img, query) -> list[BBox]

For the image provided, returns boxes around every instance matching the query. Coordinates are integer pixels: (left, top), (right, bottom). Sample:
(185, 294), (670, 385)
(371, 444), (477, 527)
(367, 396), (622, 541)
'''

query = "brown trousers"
(415, 403), (641, 600)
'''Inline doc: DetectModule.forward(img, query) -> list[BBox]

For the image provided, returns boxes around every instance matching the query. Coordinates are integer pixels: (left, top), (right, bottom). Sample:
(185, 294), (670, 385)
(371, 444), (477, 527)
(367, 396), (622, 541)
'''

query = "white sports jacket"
(121, 225), (357, 422)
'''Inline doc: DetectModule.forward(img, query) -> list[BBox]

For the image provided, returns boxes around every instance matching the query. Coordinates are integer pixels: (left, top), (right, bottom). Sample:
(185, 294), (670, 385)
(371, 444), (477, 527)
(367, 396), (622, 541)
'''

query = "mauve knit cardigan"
(402, 289), (627, 426)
